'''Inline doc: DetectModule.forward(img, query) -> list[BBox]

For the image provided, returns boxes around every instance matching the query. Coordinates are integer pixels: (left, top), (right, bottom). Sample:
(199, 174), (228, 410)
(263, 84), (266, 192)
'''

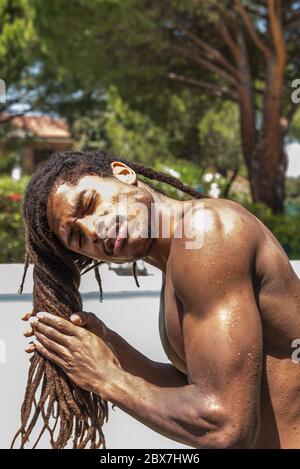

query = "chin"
(115, 236), (152, 262)
(129, 236), (152, 258)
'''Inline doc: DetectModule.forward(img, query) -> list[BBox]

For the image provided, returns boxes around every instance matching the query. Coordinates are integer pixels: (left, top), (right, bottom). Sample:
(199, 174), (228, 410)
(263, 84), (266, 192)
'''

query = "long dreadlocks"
(12, 150), (207, 449)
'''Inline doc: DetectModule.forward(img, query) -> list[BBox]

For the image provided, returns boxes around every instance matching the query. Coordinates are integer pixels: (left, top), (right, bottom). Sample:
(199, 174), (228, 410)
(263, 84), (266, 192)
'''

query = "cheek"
(99, 183), (119, 201)
(128, 203), (151, 239)
(133, 191), (152, 214)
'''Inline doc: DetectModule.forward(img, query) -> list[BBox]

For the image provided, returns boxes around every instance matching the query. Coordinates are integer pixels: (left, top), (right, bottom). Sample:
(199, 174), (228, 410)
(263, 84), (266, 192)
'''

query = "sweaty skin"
(24, 161), (300, 448)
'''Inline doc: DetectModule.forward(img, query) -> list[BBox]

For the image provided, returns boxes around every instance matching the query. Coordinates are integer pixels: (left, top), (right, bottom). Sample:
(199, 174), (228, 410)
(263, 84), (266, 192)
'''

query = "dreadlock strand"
(80, 259), (103, 276)
(132, 261), (140, 288)
(94, 261), (104, 302)
(32, 424), (47, 450)
(20, 353), (45, 427)
(126, 159), (208, 200)
(18, 246), (30, 295)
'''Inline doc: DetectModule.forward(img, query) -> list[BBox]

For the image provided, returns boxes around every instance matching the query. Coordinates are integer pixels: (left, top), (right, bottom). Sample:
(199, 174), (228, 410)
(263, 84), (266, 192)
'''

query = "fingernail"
(36, 311), (48, 319)
(29, 317), (38, 325)
(24, 346), (35, 353)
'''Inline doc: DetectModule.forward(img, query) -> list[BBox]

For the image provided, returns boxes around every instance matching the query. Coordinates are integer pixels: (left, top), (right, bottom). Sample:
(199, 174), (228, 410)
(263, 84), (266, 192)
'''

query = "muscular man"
(23, 155), (300, 449)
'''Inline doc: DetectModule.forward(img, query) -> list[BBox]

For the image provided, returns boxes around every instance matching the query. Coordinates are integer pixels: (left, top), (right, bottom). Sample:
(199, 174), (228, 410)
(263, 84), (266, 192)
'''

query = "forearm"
(100, 367), (226, 449)
(106, 328), (187, 387)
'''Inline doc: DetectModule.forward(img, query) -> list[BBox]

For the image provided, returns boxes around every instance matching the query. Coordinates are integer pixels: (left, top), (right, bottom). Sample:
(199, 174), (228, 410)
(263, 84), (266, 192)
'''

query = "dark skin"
(23, 161), (300, 448)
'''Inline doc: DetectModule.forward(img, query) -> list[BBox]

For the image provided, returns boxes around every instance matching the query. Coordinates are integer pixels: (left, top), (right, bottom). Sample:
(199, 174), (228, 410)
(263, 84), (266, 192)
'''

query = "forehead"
(55, 174), (117, 200)
(47, 174), (117, 236)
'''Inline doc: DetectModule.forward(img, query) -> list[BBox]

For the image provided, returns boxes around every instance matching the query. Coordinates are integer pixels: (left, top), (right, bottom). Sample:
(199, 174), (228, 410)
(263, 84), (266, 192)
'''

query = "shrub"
(0, 176), (29, 263)
(242, 201), (300, 260)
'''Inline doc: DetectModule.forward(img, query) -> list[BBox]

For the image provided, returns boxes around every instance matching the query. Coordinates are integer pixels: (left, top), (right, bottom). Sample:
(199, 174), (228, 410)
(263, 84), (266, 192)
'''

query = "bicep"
(182, 277), (263, 443)
(170, 225), (263, 435)
(183, 277), (263, 397)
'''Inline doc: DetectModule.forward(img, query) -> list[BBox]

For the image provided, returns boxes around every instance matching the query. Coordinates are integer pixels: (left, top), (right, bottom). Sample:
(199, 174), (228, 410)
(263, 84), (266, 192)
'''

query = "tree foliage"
(0, 0), (35, 116)
(31, 0), (300, 212)
(198, 101), (243, 175)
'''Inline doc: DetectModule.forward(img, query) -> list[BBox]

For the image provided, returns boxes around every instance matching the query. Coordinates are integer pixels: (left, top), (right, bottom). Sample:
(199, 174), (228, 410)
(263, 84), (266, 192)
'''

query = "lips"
(103, 224), (118, 256)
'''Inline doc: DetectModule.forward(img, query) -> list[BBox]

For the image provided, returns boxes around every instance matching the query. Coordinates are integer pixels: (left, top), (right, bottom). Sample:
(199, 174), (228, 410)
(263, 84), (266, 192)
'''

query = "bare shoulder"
(168, 198), (259, 294)
(167, 197), (261, 313)
(172, 197), (260, 257)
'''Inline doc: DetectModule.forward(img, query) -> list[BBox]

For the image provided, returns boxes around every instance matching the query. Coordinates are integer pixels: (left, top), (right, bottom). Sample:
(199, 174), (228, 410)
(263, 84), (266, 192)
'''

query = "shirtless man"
(24, 160), (300, 449)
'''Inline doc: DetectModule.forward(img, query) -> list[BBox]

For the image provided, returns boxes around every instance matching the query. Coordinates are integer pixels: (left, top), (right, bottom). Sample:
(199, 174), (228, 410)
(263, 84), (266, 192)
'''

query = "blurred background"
(0, 0), (300, 263)
(0, 0), (300, 449)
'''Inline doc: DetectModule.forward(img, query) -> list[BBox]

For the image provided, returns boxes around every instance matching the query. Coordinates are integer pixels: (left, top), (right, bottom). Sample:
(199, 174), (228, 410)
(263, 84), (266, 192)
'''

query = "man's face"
(47, 169), (154, 263)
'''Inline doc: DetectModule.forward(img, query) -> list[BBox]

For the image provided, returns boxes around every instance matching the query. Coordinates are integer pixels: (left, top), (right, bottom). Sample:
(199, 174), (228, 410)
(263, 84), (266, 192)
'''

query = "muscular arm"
(104, 326), (188, 387)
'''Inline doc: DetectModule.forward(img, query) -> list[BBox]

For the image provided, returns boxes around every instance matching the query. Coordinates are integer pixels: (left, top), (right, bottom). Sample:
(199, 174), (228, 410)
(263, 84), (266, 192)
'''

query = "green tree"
(198, 101), (243, 195)
(71, 87), (208, 199)
(0, 0), (35, 119)
(32, 0), (300, 213)
(289, 107), (300, 142)
(73, 86), (172, 165)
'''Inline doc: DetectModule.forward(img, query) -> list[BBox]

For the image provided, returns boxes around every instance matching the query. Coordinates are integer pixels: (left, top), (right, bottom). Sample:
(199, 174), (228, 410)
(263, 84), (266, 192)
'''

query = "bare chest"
(159, 275), (187, 374)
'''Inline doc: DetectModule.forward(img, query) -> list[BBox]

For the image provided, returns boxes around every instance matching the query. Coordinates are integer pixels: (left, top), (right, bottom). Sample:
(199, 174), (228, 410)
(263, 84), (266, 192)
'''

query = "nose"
(76, 217), (99, 244)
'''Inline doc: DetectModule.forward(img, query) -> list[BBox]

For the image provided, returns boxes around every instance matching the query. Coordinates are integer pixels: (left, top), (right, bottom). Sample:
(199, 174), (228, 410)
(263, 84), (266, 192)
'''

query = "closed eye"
(74, 192), (98, 249)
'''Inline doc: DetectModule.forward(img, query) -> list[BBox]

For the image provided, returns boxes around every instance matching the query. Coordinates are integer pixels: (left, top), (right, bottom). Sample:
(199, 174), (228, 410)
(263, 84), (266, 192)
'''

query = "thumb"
(70, 311), (89, 327)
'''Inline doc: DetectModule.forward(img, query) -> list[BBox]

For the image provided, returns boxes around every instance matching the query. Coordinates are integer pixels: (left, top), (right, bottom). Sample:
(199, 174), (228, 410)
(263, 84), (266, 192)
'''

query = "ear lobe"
(111, 161), (137, 185)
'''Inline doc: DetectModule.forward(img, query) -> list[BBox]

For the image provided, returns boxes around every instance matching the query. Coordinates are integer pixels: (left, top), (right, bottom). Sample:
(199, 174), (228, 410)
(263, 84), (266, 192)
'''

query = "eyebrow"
(65, 189), (88, 247)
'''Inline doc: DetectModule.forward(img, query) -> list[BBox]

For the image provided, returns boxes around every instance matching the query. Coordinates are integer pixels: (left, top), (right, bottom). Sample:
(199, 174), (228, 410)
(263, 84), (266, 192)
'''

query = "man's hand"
(24, 311), (121, 398)
(22, 309), (108, 341)
(22, 308), (187, 392)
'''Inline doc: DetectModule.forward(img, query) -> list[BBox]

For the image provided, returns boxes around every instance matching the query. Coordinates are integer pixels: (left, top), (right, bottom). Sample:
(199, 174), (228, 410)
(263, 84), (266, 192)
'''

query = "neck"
(138, 181), (186, 274)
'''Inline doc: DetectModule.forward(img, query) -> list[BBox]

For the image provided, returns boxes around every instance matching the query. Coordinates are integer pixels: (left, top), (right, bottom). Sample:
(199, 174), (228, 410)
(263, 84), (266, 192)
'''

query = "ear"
(111, 161), (137, 185)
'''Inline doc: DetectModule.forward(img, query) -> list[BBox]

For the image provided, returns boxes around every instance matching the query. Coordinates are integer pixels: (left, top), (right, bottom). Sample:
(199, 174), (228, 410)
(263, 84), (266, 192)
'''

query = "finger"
(71, 311), (106, 338)
(34, 340), (66, 369)
(25, 344), (36, 353)
(34, 330), (70, 359)
(23, 328), (34, 338)
(70, 311), (88, 327)
(29, 317), (70, 346)
(21, 309), (34, 321)
(36, 312), (79, 336)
